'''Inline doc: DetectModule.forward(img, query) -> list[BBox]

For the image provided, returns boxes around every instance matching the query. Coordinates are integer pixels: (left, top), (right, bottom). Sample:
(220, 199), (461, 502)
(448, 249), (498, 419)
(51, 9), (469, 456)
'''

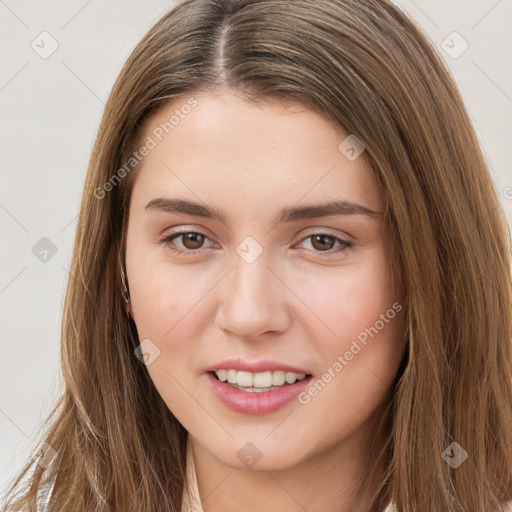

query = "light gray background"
(1, 0), (511, 495)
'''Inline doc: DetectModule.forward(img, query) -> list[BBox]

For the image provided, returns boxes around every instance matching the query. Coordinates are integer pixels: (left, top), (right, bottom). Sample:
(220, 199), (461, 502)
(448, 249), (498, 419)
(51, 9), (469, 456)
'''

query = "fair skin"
(125, 88), (407, 512)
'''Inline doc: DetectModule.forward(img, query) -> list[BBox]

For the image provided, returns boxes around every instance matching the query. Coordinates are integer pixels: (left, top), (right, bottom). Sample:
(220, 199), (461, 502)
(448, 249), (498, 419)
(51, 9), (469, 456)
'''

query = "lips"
(204, 358), (314, 415)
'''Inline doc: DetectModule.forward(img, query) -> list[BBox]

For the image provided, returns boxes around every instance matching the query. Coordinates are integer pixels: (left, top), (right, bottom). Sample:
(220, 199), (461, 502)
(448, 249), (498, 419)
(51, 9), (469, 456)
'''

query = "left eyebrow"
(275, 200), (382, 223)
(144, 197), (382, 224)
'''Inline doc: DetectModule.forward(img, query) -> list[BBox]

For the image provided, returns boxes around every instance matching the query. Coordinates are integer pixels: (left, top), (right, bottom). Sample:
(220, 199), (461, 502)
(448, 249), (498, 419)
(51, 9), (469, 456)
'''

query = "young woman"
(3, 0), (512, 511)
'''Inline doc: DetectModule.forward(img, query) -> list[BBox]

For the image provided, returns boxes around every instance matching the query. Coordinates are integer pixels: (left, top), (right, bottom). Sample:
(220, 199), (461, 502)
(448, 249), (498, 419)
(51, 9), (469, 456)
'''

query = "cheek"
(290, 251), (406, 430)
(294, 249), (402, 349)
(126, 240), (211, 340)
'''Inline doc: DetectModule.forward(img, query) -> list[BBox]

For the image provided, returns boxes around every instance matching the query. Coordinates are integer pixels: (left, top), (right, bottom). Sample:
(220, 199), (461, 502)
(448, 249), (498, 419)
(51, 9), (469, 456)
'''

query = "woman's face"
(125, 89), (406, 470)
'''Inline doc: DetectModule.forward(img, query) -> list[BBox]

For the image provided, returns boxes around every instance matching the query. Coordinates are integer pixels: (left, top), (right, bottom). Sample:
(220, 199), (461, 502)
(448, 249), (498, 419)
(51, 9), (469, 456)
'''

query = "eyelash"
(160, 230), (353, 256)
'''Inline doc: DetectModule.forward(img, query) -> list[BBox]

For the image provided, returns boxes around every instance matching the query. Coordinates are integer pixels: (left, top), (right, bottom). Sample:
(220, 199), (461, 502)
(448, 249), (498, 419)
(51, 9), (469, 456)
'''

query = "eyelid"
(298, 226), (354, 241)
(159, 224), (215, 239)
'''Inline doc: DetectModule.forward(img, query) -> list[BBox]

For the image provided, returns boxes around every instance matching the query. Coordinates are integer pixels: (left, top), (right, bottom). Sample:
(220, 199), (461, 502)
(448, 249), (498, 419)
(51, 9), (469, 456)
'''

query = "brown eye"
(160, 231), (214, 255)
(299, 233), (353, 255)
(310, 234), (336, 251)
(180, 232), (205, 250)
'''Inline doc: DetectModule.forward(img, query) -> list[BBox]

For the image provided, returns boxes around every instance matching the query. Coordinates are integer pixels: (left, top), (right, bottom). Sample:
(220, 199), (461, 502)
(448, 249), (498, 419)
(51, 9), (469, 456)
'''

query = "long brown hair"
(3, 0), (512, 510)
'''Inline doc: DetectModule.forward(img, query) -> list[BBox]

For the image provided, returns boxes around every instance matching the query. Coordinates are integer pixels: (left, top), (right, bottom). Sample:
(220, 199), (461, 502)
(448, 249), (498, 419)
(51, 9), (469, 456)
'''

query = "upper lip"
(205, 358), (311, 375)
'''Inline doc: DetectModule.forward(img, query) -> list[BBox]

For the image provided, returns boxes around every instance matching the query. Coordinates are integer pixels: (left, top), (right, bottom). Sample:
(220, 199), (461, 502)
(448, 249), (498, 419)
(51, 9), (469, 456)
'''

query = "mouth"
(206, 370), (314, 414)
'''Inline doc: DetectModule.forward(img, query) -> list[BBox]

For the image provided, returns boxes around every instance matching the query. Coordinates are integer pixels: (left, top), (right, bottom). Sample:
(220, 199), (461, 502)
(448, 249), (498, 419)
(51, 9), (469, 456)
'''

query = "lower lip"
(206, 372), (313, 415)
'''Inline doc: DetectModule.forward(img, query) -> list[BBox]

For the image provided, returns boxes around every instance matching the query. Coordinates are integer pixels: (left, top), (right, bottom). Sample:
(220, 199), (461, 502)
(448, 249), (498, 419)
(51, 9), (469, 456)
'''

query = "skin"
(125, 88), (407, 512)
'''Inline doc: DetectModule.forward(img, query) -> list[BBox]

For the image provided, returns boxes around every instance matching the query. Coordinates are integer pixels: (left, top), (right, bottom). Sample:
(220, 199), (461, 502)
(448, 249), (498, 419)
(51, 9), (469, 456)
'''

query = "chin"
(194, 427), (321, 472)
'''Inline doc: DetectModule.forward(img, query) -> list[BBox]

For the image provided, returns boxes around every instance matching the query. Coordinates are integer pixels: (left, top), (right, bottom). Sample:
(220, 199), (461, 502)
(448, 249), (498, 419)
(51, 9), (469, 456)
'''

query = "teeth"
(253, 371), (272, 388)
(272, 371), (286, 386)
(237, 371), (253, 387)
(286, 372), (300, 384)
(214, 369), (307, 388)
(216, 369), (228, 382)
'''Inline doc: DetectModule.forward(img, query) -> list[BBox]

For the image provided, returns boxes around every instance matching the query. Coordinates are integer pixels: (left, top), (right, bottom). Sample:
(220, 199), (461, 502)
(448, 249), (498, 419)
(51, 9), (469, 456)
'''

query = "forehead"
(129, 90), (383, 218)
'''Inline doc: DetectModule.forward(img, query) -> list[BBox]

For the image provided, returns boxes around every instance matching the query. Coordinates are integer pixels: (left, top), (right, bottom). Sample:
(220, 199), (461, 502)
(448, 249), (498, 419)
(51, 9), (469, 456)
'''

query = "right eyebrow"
(145, 198), (228, 223)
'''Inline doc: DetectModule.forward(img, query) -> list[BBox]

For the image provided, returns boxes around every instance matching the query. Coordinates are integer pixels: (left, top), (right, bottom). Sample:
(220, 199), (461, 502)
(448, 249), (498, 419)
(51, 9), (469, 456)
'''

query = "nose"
(214, 251), (292, 340)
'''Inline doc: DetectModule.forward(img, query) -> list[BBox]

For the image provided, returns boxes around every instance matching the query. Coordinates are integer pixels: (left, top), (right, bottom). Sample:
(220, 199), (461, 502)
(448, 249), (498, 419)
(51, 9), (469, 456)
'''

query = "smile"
(207, 370), (313, 415)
